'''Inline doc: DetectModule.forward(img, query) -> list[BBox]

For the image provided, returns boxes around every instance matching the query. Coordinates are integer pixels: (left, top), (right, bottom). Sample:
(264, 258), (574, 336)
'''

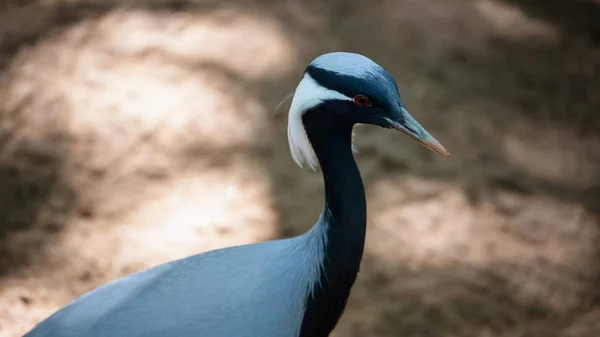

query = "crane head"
(288, 52), (449, 170)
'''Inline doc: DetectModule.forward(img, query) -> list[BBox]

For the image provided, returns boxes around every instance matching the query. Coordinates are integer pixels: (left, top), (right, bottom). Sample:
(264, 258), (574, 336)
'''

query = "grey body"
(25, 222), (327, 337)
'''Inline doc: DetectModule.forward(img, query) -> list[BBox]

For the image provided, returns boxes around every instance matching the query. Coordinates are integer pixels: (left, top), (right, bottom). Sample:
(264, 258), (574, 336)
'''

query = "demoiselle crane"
(24, 52), (449, 337)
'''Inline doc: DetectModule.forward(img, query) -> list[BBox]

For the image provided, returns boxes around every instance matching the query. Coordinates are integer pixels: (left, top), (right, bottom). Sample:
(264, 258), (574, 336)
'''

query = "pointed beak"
(385, 107), (450, 158)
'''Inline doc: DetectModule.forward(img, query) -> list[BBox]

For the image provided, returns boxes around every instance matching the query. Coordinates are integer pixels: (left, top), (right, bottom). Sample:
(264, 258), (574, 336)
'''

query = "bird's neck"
(299, 110), (366, 337)
(313, 125), (367, 254)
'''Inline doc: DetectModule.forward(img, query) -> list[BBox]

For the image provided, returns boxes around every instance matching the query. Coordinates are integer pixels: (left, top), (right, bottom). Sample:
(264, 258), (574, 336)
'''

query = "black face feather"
(304, 64), (408, 130)
(306, 64), (402, 113)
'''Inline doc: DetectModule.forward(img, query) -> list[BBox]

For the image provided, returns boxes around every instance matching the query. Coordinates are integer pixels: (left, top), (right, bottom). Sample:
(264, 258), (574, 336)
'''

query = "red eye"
(353, 95), (371, 107)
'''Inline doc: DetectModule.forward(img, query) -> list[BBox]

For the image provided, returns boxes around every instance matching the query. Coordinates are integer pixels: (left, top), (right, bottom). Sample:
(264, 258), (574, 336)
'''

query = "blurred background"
(1, 0), (599, 336)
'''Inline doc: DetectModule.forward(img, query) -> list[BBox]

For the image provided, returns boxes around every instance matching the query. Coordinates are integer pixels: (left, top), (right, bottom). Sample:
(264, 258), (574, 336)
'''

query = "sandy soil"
(1, 0), (600, 336)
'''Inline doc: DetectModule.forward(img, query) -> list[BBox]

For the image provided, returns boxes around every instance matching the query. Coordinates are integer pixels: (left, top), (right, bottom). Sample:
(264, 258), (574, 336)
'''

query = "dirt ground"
(0, 0), (599, 336)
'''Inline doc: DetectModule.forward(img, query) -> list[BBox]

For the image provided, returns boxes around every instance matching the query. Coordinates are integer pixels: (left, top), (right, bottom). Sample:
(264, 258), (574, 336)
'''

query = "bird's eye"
(353, 95), (371, 107)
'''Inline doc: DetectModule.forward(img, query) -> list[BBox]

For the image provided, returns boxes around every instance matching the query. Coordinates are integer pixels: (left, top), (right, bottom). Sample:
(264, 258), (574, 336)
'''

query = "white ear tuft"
(287, 73), (351, 170)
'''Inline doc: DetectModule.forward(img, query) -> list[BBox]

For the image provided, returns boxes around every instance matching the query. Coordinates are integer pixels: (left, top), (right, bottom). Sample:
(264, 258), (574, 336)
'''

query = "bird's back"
(25, 234), (320, 337)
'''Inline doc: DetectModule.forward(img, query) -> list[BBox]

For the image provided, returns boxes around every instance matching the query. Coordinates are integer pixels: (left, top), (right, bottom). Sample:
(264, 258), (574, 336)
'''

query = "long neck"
(319, 131), (366, 232)
(299, 109), (367, 337)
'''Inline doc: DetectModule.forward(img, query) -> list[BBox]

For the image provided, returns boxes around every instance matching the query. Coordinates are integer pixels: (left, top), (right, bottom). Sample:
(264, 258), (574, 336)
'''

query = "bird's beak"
(385, 107), (450, 158)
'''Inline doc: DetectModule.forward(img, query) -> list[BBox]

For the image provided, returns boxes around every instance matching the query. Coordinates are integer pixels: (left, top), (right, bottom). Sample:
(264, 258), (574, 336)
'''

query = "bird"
(23, 52), (449, 337)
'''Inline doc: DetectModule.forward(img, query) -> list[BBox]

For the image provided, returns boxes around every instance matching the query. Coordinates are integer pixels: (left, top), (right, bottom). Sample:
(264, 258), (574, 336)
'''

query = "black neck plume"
(299, 107), (367, 337)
